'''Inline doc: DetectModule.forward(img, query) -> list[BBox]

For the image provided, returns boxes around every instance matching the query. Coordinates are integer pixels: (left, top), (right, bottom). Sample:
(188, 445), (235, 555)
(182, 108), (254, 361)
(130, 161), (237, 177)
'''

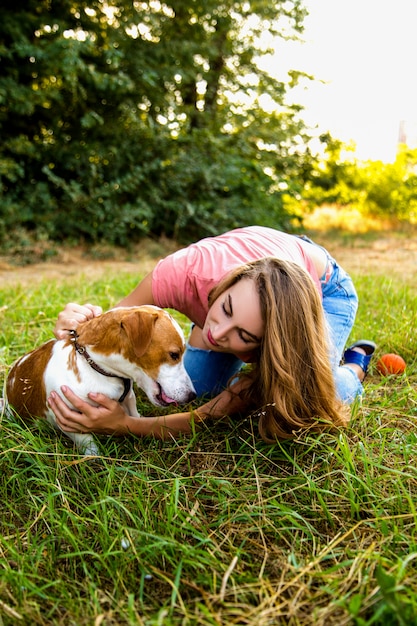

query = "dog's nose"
(186, 390), (197, 402)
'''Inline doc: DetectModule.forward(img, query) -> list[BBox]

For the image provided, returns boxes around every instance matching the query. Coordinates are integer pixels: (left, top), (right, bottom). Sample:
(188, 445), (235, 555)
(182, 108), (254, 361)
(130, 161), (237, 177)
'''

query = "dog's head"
(75, 305), (196, 407)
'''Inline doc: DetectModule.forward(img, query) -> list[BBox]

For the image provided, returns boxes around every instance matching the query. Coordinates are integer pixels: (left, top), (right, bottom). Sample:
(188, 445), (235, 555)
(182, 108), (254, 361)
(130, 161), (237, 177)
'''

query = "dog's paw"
(71, 433), (100, 457)
(82, 442), (100, 457)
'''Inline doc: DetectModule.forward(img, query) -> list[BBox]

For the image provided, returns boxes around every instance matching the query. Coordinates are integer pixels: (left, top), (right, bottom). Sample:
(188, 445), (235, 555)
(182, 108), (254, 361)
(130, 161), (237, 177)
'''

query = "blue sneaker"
(343, 340), (376, 377)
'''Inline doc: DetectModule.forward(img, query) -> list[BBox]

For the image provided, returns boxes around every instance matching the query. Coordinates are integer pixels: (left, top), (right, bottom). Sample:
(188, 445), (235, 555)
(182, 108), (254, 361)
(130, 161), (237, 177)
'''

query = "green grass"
(1, 254), (417, 625)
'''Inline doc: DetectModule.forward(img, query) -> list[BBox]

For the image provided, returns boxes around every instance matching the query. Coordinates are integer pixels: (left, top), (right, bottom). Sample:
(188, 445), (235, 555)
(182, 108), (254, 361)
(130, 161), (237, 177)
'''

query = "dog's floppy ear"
(121, 310), (158, 357)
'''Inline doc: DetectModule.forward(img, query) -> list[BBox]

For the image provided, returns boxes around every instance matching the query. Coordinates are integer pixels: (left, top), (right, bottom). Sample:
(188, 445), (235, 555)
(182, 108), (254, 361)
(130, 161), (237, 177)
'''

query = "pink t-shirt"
(152, 226), (321, 328)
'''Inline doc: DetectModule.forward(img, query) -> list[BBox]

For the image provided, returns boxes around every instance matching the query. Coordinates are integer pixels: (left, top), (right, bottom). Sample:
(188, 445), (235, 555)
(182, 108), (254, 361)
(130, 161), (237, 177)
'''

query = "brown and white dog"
(4, 305), (196, 455)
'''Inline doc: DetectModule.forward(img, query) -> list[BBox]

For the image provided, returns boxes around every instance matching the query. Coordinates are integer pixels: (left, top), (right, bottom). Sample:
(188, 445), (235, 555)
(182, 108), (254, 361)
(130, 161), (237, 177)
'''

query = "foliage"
(303, 137), (417, 223)
(361, 147), (417, 222)
(0, 242), (417, 624)
(0, 0), (315, 249)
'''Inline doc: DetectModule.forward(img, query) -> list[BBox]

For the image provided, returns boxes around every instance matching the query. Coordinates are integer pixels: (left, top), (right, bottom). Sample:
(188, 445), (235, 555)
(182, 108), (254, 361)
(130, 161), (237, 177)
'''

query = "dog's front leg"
(71, 432), (100, 456)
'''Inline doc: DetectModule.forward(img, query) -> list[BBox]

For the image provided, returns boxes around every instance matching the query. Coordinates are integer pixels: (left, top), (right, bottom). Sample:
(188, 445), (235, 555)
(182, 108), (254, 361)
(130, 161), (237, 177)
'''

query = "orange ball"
(376, 353), (406, 376)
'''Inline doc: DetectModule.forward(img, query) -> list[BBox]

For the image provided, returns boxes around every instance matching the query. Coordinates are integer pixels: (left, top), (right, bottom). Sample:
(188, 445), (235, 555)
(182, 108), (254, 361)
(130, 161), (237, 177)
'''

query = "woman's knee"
(183, 344), (243, 398)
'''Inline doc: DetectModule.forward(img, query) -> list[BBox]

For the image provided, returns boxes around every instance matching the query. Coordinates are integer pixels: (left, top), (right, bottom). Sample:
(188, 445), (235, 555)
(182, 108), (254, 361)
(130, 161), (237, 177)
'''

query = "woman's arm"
(48, 387), (196, 439)
(48, 379), (250, 440)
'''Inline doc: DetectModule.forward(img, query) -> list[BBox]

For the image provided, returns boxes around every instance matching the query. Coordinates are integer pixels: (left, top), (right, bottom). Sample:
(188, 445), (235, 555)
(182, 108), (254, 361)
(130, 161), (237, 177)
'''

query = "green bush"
(0, 0), (312, 249)
(303, 136), (417, 224)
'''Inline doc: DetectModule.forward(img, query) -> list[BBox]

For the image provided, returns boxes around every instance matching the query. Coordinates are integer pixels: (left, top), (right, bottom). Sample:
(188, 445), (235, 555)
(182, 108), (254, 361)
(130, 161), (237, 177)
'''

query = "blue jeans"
(183, 246), (362, 404)
(183, 344), (244, 398)
(320, 255), (361, 402)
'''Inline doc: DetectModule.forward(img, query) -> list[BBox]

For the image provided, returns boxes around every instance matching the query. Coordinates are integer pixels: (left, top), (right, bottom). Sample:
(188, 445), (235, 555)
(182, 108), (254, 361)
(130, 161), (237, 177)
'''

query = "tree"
(0, 0), (313, 250)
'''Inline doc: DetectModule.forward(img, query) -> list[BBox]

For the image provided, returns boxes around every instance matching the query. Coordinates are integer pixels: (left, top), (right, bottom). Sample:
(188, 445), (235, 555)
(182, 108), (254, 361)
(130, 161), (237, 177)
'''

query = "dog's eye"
(169, 351), (180, 362)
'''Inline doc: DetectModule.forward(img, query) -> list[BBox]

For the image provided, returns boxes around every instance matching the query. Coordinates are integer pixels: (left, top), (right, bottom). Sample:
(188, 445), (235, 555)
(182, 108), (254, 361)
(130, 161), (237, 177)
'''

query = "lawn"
(0, 229), (416, 625)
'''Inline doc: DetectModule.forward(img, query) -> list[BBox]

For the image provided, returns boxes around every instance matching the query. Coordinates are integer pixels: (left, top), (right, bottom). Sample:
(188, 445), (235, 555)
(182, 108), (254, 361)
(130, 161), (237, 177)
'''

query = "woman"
(49, 226), (375, 442)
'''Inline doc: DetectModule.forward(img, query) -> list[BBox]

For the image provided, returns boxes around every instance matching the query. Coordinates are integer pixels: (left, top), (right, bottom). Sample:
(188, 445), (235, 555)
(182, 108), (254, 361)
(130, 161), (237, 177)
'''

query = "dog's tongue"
(161, 391), (177, 405)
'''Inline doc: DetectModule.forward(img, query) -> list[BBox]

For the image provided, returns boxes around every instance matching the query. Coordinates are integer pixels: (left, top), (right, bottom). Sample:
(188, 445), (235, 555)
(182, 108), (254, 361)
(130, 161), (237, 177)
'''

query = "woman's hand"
(48, 387), (129, 435)
(48, 386), (197, 440)
(53, 303), (103, 339)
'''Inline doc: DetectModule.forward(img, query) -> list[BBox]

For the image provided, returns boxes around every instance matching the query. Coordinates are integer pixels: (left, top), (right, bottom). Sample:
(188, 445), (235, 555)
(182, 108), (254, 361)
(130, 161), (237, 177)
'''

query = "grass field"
(0, 228), (416, 625)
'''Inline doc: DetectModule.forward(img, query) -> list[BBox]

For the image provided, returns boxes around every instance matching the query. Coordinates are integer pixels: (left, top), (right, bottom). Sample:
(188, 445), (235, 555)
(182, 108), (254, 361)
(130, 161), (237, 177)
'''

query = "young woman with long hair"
(48, 226), (375, 443)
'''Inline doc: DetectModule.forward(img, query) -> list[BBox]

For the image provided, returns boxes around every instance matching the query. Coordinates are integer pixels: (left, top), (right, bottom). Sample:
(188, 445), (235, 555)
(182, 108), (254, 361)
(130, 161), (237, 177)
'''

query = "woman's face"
(202, 278), (264, 356)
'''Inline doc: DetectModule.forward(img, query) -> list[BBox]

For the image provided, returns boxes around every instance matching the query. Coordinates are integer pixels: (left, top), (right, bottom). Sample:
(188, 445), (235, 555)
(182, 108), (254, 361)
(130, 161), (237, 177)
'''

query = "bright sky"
(267, 0), (417, 163)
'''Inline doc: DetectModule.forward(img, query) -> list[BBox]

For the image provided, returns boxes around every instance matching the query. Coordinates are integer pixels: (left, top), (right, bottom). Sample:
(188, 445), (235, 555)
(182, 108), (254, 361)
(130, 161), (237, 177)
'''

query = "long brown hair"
(209, 257), (349, 442)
